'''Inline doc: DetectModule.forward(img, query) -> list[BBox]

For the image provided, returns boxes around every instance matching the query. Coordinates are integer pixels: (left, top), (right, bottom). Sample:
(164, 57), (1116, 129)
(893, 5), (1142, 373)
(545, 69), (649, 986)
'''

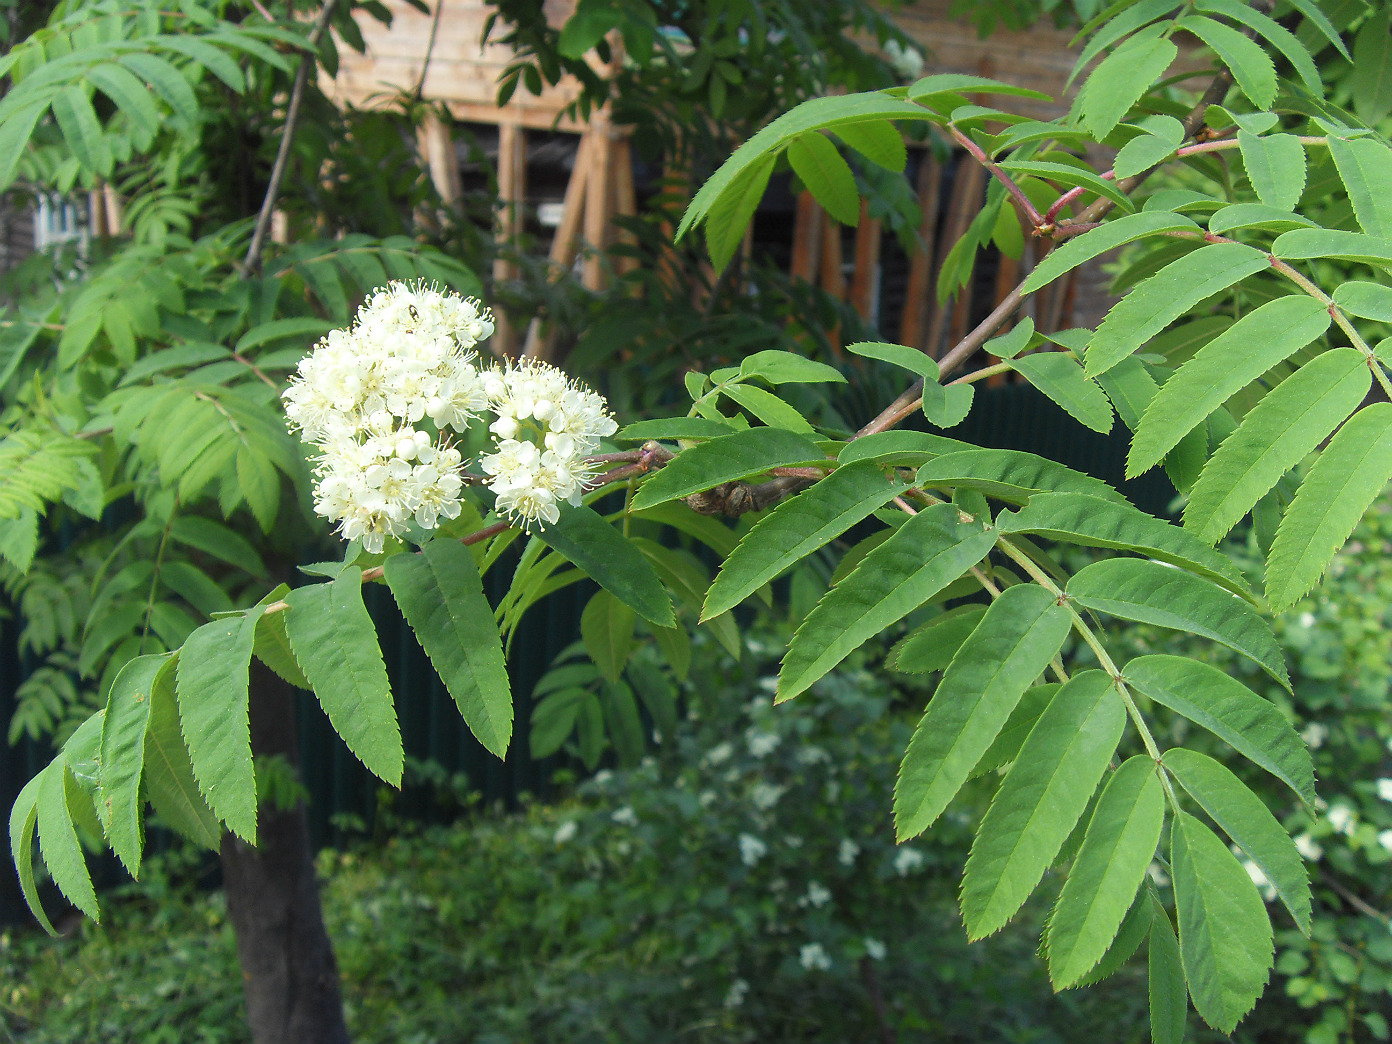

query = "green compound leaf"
(1183, 348), (1369, 545)
(537, 503), (675, 628)
(1238, 131), (1306, 212)
(787, 132), (860, 226)
(143, 657), (220, 852)
(253, 594), (311, 690)
(703, 461), (910, 620)
(1328, 135), (1392, 239)
(971, 683), (1060, 780)
(834, 119), (908, 172)
(996, 492), (1254, 600)
(285, 569), (403, 786)
(1206, 203), (1312, 234)
(1266, 403), (1392, 612)
(1149, 895), (1188, 1044)
(1078, 34), (1178, 141)
(10, 772), (55, 934)
(99, 653), (176, 876)
(1085, 243), (1270, 378)
(1193, 0), (1321, 92)
(1123, 655), (1315, 805)
(1128, 295), (1331, 477)
(836, 430), (972, 468)
(384, 539), (513, 759)
(1179, 15), (1276, 108)
(1048, 756), (1166, 989)
(1068, 558), (1288, 689)
(737, 350), (846, 385)
(960, 671), (1126, 939)
(1171, 812), (1273, 1034)
(1352, 9), (1392, 125)
(847, 340), (940, 380)
(615, 417), (739, 442)
(780, 503), (996, 704)
(888, 605), (988, 675)
(1010, 352), (1114, 433)
(1113, 117), (1183, 180)
(895, 584), (1070, 840)
(176, 607), (265, 843)
(34, 758), (100, 923)
(631, 427), (827, 511)
(916, 449), (1128, 505)
(1022, 212), (1198, 294)
(1164, 748), (1311, 934)
(704, 154), (775, 273)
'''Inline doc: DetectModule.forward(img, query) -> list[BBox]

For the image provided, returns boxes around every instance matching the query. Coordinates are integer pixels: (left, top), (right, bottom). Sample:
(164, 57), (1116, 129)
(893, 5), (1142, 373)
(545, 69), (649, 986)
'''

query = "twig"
(411, 0), (446, 101)
(242, 0), (340, 275)
(948, 124), (1043, 228)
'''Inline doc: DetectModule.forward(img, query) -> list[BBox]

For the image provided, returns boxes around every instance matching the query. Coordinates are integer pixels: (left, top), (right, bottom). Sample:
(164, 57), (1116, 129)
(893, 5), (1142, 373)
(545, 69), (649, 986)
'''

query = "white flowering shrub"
(8, 3), (1392, 1043)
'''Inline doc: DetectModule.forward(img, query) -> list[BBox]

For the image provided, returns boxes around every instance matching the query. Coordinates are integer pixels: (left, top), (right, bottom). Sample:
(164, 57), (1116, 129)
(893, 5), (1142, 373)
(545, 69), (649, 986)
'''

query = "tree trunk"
(221, 661), (351, 1044)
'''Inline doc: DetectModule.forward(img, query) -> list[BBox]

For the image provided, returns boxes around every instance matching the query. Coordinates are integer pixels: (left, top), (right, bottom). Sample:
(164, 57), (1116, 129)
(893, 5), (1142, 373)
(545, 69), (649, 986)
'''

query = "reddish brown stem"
(949, 124), (1043, 229)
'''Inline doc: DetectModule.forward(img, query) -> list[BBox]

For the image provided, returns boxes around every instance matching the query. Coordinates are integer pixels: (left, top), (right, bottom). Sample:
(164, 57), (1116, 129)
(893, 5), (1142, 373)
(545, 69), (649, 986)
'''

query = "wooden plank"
(900, 151), (941, 349)
(789, 190), (823, 283)
(849, 198), (881, 323)
(582, 120), (612, 291)
(819, 215), (845, 300)
(417, 111), (462, 204)
(610, 134), (639, 277)
(492, 122), (527, 354)
(550, 133), (591, 270)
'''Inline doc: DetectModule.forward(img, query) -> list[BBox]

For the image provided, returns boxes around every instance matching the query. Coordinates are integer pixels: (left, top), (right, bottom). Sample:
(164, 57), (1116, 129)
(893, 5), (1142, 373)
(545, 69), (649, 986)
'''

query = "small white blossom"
(699, 789), (718, 808)
(746, 729), (781, 758)
(1298, 611), (1317, 629)
(1237, 851), (1277, 902)
(1301, 722), (1328, 750)
(1377, 778), (1392, 802)
(863, 937), (887, 961)
(884, 38), (925, 80)
(724, 979), (749, 1008)
(1147, 862), (1170, 887)
(838, 839), (861, 866)
(797, 745), (830, 765)
(612, 806), (638, 827)
(751, 783), (785, 810)
(553, 820), (577, 844)
(893, 846), (925, 877)
(593, 770), (613, 785)
(1378, 829), (1392, 853)
(799, 942), (832, 971)
(799, 881), (832, 908)
(739, 833), (768, 866)
(1295, 833), (1324, 862)
(1328, 805), (1357, 836)
(705, 742), (734, 766)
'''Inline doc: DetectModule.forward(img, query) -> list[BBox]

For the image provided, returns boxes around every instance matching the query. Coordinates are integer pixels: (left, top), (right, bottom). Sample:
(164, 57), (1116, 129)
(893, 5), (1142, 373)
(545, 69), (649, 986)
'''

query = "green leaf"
(1285, 0), (1351, 61)
(1237, 131), (1306, 214)
(615, 417), (738, 442)
(984, 318), (1035, 360)
(893, 583), (1071, 839)
(1332, 280), (1392, 321)
(1048, 756), (1166, 989)
(1072, 887), (1153, 988)
(1010, 352), (1113, 433)
(921, 382), (974, 428)
(580, 590), (636, 684)
(836, 430), (971, 467)
(168, 516), (265, 576)
(1123, 655), (1315, 805)
(1193, 0), (1322, 93)
(1022, 212), (1199, 294)
(1164, 748), (1310, 934)
(887, 605), (988, 674)
(970, 682), (1060, 780)
(87, 61), (162, 146)
(703, 461), (909, 620)
(1000, 159), (1136, 212)
(9, 772), (56, 933)
(847, 340), (940, 380)
(284, 570), (402, 786)
(1183, 348), (1369, 544)
(834, 119), (907, 172)
(176, 608), (264, 843)
(704, 154), (775, 272)
(1113, 118), (1183, 180)
(916, 449), (1129, 505)
(908, 73), (1052, 104)
(960, 671), (1126, 939)
(1127, 295), (1331, 477)
(1265, 403), (1392, 612)
(1179, 15), (1276, 108)
(50, 84), (112, 177)
(1171, 812), (1273, 1034)
(787, 132), (860, 226)
(99, 653), (175, 876)
(1149, 896), (1188, 1044)
(1068, 559), (1288, 688)
(1352, 10), (1392, 125)
(35, 759), (99, 922)
(1085, 243), (1270, 378)
(536, 503), (675, 627)
(738, 350), (845, 385)
(1272, 228), (1392, 267)
(119, 52), (199, 130)
(632, 428), (827, 511)
(1328, 136), (1392, 239)
(1207, 203), (1313, 234)
(143, 656), (220, 851)
(996, 492), (1253, 599)
(384, 540), (512, 759)
(719, 382), (815, 433)
(253, 600), (310, 690)
(780, 503), (996, 703)
(1078, 34), (1178, 141)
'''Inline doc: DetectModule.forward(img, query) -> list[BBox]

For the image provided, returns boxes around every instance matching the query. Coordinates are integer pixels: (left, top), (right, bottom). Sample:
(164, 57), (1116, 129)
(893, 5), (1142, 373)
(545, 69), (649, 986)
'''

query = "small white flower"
(593, 770), (613, 785)
(739, 833), (768, 866)
(705, 742), (734, 766)
(1377, 778), (1392, 802)
(797, 745), (830, 765)
(553, 820), (577, 844)
(611, 806), (638, 827)
(1147, 861), (1170, 887)
(1295, 833), (1324, 862)
(800, 881), (832, 908)
(838, 839), (860, 866)
(863, 937), (887, 961)
(883, 38), (925, 80)
(746, 729), (781, 758)
(893, 846), (925, 877)
(1378, 829), (1392, 853)
(1237, 852), (1277, 901)
(751, 783), (785, 810)
(1297, 611), (1317, 629)
(799, 942), (832, 971)
(724, 979), (749, 1008)
(1301, 722), (1328, 750)
(699, 789), (718, 808)
(1328, 805), (1357, 835)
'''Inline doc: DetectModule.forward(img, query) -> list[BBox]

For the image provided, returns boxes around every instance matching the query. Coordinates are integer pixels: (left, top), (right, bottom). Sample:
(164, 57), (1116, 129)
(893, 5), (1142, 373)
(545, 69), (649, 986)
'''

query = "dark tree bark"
(221, 661), (350, 1044)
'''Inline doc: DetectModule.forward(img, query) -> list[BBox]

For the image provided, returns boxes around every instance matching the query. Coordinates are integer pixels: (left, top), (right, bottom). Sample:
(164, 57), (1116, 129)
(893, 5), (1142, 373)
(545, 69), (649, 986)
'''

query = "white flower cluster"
(283, 282), (619, 548)
(479, 358), (617, 530)
(282, 282), (492, 552)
